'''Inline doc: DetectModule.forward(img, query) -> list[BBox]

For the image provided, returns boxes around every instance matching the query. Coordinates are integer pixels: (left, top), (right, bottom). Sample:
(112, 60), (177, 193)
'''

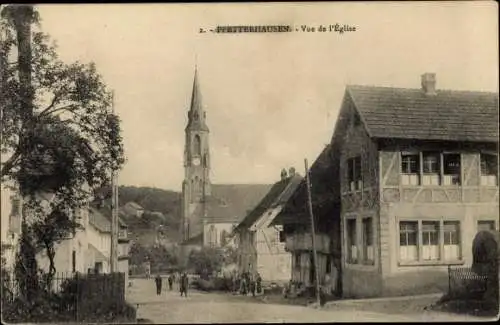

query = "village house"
(234, 168), (302, 284)
(271, 145), (342, 296)
(87, 203), (131, 284)
(332, 73), (499, 298)
(122, 201), (145, 218)
(1, 186), (131, 290)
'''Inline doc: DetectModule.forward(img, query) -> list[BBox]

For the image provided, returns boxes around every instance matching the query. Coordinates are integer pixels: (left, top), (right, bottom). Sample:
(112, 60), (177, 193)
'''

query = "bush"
(77, 300), (137, 323)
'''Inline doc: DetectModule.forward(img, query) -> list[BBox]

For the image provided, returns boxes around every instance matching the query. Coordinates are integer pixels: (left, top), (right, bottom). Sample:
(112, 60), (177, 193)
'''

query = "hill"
(118, 186), (182, 244)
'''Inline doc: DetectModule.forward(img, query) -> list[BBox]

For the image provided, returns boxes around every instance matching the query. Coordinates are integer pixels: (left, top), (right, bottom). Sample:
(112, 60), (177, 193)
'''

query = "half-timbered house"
(333, 73), (499, 298)
(234, 169), (302, 284)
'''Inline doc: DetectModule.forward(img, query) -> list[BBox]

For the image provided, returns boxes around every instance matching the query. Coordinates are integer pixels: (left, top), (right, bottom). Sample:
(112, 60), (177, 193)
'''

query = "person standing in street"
(154, 274), (162, 296)
(256, 273), (262, 295)
(180, 272), (189, 297)
(249, 272), (257, 297)
(168, 273), (174, 291)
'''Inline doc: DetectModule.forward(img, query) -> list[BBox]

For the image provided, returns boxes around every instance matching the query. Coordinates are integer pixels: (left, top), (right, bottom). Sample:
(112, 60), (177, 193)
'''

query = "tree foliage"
(187, 246), (237, 279)
(0, 4), (125, 292)
(129, 242), (179, 271)
(1, 6), (124, 194)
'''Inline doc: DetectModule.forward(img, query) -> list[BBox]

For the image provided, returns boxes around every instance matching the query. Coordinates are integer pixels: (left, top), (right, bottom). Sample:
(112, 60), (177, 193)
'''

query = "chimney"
(421, 73), (436, 95)
(288, 167), (296, 177)
(280, 168), (288, 180)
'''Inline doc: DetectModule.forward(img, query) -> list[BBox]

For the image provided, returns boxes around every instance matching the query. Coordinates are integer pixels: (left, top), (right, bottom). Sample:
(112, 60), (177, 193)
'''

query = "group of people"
(154, 272), (190, 297)
(231, 271), (262, 297)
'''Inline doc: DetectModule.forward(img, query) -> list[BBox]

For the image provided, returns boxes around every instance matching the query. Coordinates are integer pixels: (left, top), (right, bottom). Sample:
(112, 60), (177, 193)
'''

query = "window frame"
(347, 156), (363, 192)
(400, 151), (464, 187)
(480, 153), (498, 186)
(362, 217), (374, 265)
(346, 218), (358, 264)
(397, 217), (464, 266)
(477, 219), (498, 232)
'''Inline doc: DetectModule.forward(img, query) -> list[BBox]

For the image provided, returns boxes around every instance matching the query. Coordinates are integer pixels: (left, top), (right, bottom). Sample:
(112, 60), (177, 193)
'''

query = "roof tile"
(347, 85), (499, 143)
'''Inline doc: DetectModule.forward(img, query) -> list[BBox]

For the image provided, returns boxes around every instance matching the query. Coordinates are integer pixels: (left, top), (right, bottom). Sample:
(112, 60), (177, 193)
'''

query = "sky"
(33, 2), (498, 192)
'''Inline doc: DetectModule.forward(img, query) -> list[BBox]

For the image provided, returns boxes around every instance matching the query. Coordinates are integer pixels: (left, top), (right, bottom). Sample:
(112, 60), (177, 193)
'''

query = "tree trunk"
(12, 5), (33, 120)
(11, 5), (34, 197)
(45, 241), (56, 290)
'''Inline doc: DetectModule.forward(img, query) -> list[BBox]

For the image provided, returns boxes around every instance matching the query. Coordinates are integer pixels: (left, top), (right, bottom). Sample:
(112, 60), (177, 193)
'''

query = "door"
(94, 262), (103, 274)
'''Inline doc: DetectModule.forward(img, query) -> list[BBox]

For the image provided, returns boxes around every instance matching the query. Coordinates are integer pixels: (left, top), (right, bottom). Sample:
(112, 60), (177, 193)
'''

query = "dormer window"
(481, 153), (498, 186)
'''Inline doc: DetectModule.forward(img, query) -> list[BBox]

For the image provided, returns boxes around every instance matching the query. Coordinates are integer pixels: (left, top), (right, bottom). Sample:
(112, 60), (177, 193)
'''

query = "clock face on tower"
(192, 157), (201, 166)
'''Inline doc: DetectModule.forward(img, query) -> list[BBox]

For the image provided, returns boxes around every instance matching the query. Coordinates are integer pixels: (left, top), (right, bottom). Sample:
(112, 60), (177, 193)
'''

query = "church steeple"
(181, 67), (211, 241)
(186, 66), (209, 132)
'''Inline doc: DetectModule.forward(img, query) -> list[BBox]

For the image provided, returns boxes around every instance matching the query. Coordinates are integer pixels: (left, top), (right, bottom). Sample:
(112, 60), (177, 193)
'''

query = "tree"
(1, 5), (125, 290)
(187, 247), (225, 279)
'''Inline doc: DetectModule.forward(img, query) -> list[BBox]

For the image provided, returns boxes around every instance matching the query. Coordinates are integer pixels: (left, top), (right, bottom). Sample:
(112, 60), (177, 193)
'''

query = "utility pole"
(305, 158), (321, 307)
(110, 91), (119, 273)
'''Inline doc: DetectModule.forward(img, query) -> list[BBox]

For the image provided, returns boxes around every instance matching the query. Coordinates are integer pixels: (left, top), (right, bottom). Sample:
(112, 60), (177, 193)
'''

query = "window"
(403, 152), (466, 187)
(422, 152), (440, 185)
(362, 218), (374, 264)
(279, 231), (286, 243)
(477, 220), (496, 232)
(11, 197), (21, 216)
(72, 250), (76, 273)
(208, 225), (216, 246)
(401, 154), (420, 185)
(443, 154), (461, 185)
(422, 221), (440, 260)
(399, 221), (418, 261)
(193, 134), (201, 156)
(346, 219), (357, 263)
(443, 221), (461, 260)
(347, 157), (362, 191)
(399, 219), (462, 264)
(480, 154), (498, 186)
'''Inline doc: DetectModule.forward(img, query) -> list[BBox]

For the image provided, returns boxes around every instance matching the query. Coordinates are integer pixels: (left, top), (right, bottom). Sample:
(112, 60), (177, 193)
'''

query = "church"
(179, 68), (271, 254)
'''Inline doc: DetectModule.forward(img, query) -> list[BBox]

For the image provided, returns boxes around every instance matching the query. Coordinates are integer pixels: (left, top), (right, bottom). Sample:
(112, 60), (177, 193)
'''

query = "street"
(126, 278), (489, 323)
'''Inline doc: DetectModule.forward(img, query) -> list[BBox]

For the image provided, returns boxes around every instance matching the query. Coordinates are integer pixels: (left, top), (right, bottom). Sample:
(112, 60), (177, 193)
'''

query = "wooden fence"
(3, 271), (125, 304)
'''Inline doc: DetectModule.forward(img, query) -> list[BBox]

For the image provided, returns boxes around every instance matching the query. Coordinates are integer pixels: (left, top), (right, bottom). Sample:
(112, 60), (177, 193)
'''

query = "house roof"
(88, 206), (127, 233)
(272, 145), (339, 227)
(346, 85), (499, 143)
(235, 174), (303, 232)
(125, 201), (144, 210)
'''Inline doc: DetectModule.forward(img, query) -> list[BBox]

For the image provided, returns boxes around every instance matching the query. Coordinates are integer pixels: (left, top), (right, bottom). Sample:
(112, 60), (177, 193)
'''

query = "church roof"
(187, 184), (272, 235)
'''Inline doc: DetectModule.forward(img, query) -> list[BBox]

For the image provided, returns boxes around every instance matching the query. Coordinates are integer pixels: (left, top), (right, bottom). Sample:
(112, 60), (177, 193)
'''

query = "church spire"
(186, 66), (209, 132)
